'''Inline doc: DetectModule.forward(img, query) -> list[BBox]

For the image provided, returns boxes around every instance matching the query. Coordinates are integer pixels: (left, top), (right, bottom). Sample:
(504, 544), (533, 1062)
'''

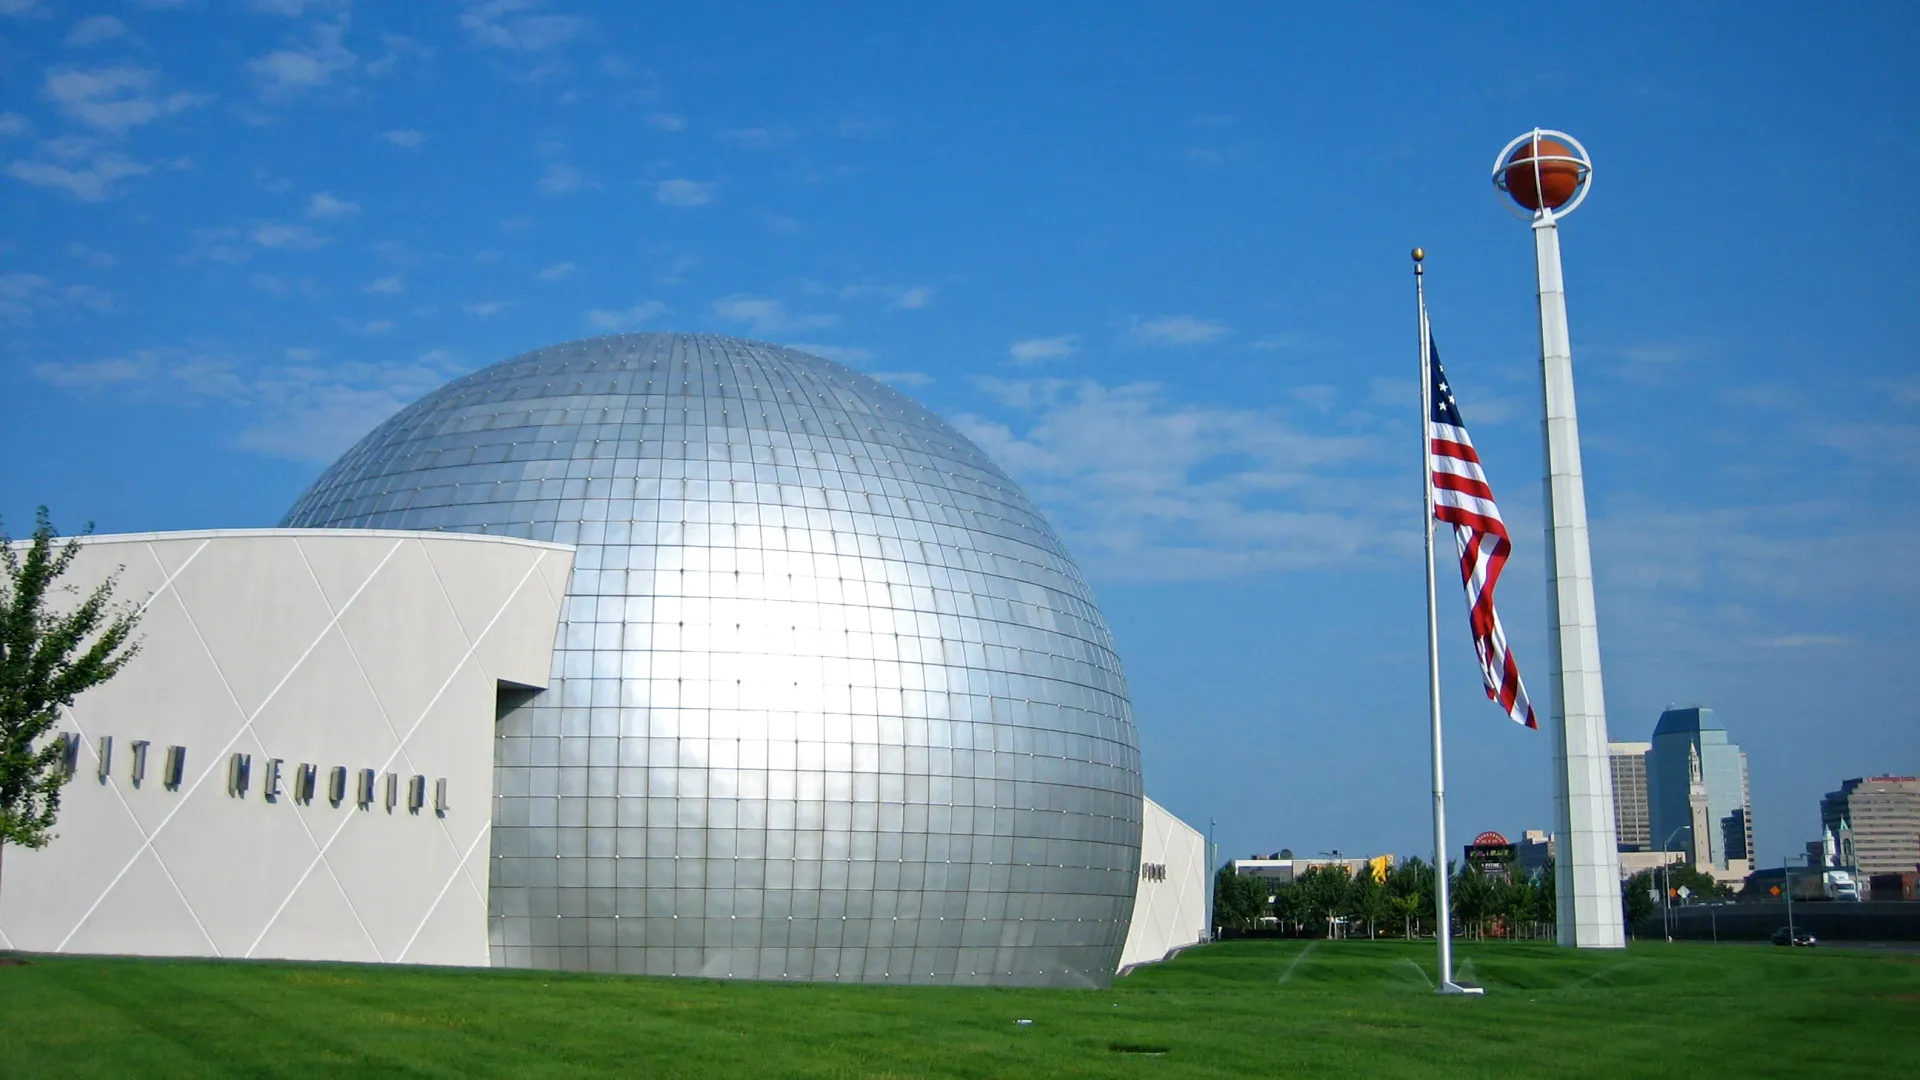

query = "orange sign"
(1770, 886), (1782, 896)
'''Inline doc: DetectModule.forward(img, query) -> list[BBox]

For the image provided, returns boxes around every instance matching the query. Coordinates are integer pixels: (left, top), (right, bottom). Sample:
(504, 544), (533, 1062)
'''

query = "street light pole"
(1661, 826), (1687, 941)
(1785, 853), (1802, 939)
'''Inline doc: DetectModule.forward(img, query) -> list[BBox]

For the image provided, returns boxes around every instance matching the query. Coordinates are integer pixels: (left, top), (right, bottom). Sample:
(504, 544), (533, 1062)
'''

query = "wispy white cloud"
(871, 371), (932, 388)
(892, 285), (933, 310)
(954, 377), (1391, 580)
(464, 300), (508, 317)
(67, 243), (117, 269)
(586, 300), (667, 330)
(647, 113), (685, 132)
(712, 294), (834, 335)
(66, 15), (128, 46)
(249, 273), (326, 299)
(717, 124), (795, 151)
(784, 342), (873, 365)
(305, 191), (359, 219)
(1129, 314), (1229, 346)
(1750, 634), (1856, 649)
(43, 66), (204, 134)
(0, 113), (29, 138)
(812, 281), (935, 310)
(249, 222), (330, 250)
(245, 21), (356, 99)
(248, 0), (341, 14)
(1290, 385), (1336, 412)
(538, 261), (576, 281)
(1249, 333), (1302, 352)
(539, 161), (586, 194)
(654, 178), (714, 207)
(364, 276), (403, 294)
(8, 147), (151, 201)
(652, 250), (698, 285)
(0, 273), (52, 324)
(381, 128), (426, 148)
(1009, 335), (1078, 364)
(37, 345), (473, 461)
(461, 0), (584, 53)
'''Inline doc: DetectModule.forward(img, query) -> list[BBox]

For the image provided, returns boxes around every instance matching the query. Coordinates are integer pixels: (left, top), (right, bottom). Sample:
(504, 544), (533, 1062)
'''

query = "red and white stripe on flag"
(1429, 341), (1537, 729)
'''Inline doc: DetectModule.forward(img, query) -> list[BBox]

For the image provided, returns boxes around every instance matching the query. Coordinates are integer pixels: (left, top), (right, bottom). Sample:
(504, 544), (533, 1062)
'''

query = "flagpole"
(1414, 247), (1480, 996)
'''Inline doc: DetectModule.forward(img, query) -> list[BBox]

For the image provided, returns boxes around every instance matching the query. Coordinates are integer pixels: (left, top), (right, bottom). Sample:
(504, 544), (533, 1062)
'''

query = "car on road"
(1771, 926), (1817, 947)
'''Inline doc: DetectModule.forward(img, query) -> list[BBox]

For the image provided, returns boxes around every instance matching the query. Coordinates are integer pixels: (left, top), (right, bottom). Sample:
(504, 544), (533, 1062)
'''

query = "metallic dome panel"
(282, 333), (1143, 986)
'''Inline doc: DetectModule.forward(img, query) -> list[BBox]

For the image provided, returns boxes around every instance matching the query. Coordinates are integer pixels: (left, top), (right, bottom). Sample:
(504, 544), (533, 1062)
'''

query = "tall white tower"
(1493, 129), (1626, 948)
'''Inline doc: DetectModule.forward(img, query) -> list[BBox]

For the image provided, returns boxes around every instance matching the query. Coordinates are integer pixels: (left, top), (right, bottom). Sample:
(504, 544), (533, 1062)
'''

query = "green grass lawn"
(2, 939), (1915, 1079)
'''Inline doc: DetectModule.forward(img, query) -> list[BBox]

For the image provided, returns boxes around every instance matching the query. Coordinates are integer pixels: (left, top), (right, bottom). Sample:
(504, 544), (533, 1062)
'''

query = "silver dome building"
(282, 333), (1144, 986)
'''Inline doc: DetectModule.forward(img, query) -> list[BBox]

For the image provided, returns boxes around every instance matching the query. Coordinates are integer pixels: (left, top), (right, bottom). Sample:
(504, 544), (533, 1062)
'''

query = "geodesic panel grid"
(282, 333), (1144, 987)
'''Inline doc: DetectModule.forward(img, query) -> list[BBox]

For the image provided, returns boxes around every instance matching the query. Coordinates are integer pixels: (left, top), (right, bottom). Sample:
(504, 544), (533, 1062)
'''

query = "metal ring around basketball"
(1491, 128), (1593, 221)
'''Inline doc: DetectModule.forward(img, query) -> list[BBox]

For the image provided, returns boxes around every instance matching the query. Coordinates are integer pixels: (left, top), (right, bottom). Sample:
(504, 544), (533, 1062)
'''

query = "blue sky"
(4, 1), (1916, 869)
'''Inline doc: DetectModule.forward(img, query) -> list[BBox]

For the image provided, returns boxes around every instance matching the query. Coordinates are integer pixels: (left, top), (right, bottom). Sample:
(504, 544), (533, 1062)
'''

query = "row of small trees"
(1212, 858), (1562, 940)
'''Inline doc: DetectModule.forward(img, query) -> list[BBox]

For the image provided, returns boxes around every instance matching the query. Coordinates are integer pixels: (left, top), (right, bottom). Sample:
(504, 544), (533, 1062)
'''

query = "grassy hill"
(2, 939), (1914, 1078)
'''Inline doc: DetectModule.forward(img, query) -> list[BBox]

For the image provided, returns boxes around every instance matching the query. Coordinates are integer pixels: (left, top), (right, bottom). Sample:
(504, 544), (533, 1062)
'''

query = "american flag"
(1428, 341), (1537, 729)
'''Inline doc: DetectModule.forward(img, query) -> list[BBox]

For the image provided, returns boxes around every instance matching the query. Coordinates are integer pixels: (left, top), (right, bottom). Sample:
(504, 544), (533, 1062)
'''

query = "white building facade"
(1118, 798), (1206, 971)
(1, 526), (1205, 979)
(0, 530), (573, 966)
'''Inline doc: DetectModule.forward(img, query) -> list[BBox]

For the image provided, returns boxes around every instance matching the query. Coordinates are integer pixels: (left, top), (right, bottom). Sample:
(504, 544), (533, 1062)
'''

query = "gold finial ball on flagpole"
(1411, 247), (1425, 262)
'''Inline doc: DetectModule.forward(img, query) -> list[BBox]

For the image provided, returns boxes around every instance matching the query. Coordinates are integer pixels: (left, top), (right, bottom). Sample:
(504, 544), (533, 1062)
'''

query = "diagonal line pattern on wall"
(241, 540), (548, 960)
(56, 538), (403, 954)
(52, 539), (222, 955)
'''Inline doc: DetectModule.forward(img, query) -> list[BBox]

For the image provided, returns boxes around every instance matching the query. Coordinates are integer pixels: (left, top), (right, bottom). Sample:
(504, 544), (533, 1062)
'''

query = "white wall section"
(1119, 798), (1205, 970)
(0, 530), (571, 967)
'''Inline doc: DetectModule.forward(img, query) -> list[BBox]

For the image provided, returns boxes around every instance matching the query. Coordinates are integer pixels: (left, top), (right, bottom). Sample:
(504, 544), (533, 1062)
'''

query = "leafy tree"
(1, 509), (143, 898)
(1449, 860), (1495, 939)
(1296, 864), (1352, 938)
(1347, 867), (1391, 939)
(1623, 862), (1730, 929)
(1211, 864), (1269, 930)
(1622, 870), (1658, 926)
(1522, 861), (1556, 938)
(1388, 857), (1435, 939)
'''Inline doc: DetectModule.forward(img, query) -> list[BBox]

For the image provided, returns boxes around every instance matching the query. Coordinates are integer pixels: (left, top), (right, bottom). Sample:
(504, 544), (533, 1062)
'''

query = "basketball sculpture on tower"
(1492, 129), (1626, 949)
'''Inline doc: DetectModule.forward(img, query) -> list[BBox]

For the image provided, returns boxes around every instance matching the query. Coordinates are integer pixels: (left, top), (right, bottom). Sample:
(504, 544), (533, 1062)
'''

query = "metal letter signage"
(73, 731), (448, 821)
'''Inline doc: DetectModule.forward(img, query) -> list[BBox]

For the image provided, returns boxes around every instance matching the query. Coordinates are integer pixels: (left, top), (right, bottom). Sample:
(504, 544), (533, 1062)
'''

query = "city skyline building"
(1647, 707), (1752, 873)
(1608, 741), (1651, 851)
(1820, 776), (1920, 878)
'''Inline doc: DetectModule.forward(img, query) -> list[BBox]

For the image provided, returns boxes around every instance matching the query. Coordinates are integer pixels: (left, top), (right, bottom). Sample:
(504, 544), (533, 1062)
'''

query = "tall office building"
(1608, 742), (1652, 851)
(1820, 776), (1920, 877)
(1647, 707), (1753, 870)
